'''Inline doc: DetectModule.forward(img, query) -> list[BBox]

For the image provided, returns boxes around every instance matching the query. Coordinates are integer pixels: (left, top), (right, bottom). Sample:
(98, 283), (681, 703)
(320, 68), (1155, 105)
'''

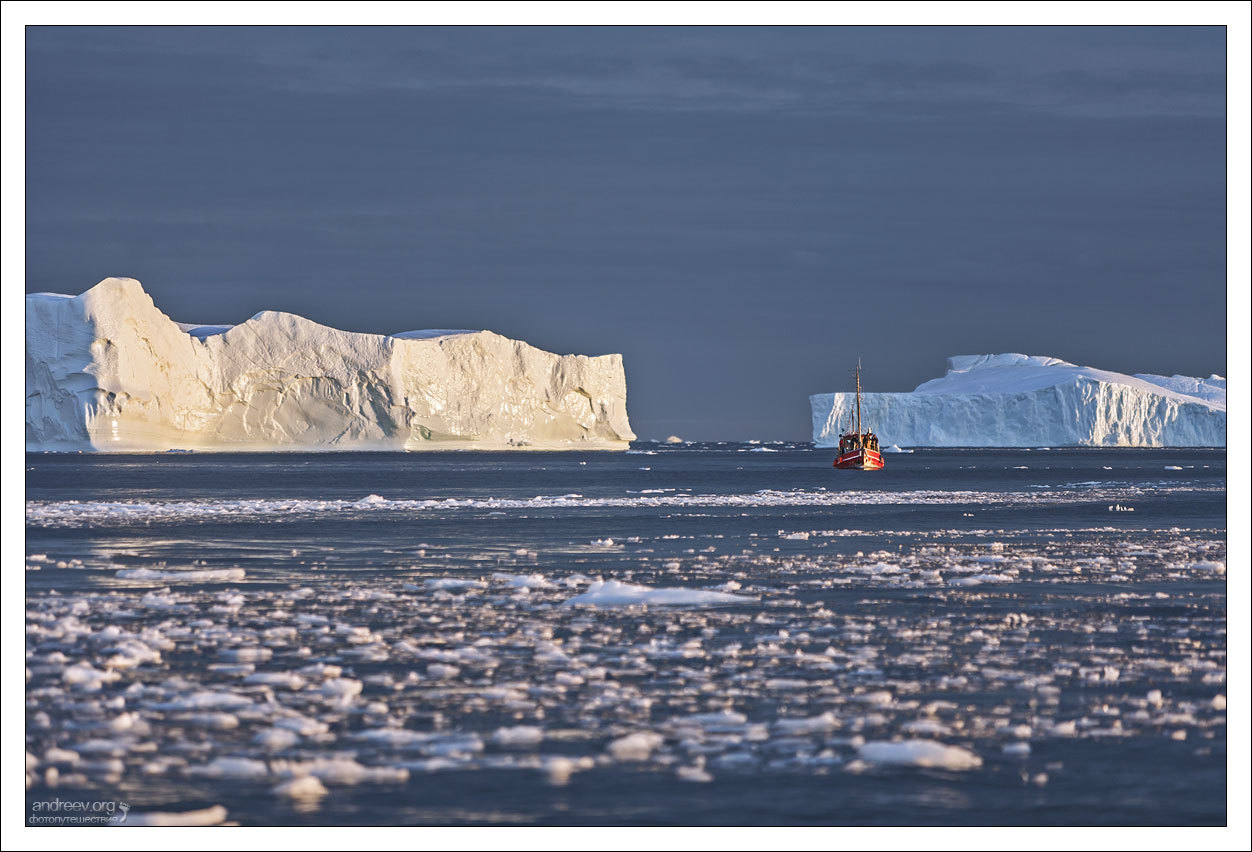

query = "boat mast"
(855, 359), (862, 440)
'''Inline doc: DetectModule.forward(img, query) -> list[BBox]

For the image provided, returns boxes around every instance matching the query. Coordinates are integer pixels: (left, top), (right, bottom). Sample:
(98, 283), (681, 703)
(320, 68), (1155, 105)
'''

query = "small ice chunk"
(276, 758), (408, 785)
(123, 805), (229, 826)
(774, 712), (839, 735)
(901, 719), (950, 736)
(1048, 721), (1078, 737)
(318, 678), (363, 699)
(352, 728), (430, 748)
(243, 672), (306, 690)
(182, 712), (239, 730)
(253, 728), (301, 751)
(425, 664), (460, 680)
(677, 763), (714, 783)
(272, 774), (329, 800)
(492, 726), (544, 747)
(62, 663), (120, 691)
(857, 690), (894, 707)
(273, 716), (330, 736)
(492, 573), (554, 590)
(188, 757), (270, 780)
(219, 647), (273, 663)
(544, 756), (579, 786)
(420, 578), (487, 591)
(857, 740), (982, 770)
(608, 731), (664, 761)
(154, 690), (251, 711)
(44, 748), (81, 765)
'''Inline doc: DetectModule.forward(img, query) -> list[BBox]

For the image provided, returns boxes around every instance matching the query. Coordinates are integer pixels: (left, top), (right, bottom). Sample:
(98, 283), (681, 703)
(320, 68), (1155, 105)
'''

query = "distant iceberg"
(26, 278), (635, 452)
(811, 354), (1225, 448)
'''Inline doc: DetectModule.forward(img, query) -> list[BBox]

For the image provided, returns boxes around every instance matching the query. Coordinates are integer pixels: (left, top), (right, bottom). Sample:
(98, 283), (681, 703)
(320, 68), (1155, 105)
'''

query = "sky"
(24, 25), (1228, 440)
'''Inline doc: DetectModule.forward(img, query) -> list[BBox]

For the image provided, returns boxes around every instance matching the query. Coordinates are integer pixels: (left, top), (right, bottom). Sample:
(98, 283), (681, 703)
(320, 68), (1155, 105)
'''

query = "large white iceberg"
(26, 278), (635, 452)
(811, 354), (1225, 448)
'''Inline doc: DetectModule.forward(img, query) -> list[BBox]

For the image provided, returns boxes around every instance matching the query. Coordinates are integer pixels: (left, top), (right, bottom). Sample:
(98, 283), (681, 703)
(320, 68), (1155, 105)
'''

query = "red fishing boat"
(834, 362), (885, 470)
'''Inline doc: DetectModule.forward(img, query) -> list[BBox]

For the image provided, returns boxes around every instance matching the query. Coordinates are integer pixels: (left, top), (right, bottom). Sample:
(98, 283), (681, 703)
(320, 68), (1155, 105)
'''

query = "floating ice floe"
(608, 731), (664, 761)
(243, 672), (306, 690)
(351, 728), (431, 748)
(187, 756), (270, 780)
(901, 719), (951, 736)
(774, 712), (840, 736)
(948, 573), (1012, 587)
(253, 728), (301, 751)
(272, 774), (328, 801)
(62, 663), (121, 692)
(115, 567), (245, 583)
(492, 573), (555, 590)
(1192, 560), (1225, 575)
(271, 758), (409, 786)
(857, 740), (983, 770)
(544, 755), (594, 786)
(121, 805), (229, 827)
(492, 726), (545, 747)
(318, 678), (363, 701)
(150, 690), (252, 711)
(565, 580), (753, 607)
(418, 578), (487, 591)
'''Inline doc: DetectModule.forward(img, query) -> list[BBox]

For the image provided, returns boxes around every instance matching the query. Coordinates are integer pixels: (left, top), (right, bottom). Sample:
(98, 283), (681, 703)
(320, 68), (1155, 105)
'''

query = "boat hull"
(834, 448), (884, 470)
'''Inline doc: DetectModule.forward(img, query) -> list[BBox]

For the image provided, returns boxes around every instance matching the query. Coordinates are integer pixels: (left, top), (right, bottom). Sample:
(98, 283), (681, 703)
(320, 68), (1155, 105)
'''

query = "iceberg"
(26, 278), (635, 452)
(811, 354), (1225, 448)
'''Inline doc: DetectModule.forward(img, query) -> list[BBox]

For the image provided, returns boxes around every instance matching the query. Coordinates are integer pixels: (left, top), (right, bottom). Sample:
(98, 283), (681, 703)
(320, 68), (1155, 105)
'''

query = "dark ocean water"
(24, 445), (1226, 826)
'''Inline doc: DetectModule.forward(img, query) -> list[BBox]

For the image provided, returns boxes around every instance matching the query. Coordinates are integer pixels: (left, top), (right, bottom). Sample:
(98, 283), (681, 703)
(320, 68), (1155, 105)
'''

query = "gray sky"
(25, 26), (1227, 440)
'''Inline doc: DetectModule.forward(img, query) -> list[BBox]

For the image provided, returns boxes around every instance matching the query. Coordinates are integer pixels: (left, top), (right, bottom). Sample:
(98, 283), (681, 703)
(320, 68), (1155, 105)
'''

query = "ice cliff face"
(811, 354), (1226, 448)
(26, 278), (635, 452)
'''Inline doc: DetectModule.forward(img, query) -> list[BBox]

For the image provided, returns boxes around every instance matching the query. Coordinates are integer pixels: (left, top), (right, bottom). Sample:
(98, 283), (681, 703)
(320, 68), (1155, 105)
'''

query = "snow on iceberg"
(26, 278), (634, 452)
(811, 354), (1225, 448)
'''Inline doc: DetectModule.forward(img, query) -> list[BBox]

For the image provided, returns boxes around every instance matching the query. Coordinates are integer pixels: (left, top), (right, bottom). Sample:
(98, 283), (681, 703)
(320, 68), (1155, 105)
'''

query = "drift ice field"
(25, 445), (1225, 825)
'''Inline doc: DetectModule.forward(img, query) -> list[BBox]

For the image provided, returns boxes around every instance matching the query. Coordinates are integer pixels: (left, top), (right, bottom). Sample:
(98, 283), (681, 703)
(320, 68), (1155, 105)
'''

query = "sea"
(24, 444), (1227, 826)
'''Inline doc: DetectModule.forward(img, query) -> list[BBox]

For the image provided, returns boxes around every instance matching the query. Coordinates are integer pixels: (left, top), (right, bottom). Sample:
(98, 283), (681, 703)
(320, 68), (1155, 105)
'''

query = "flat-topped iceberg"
(26, 278), (635, 452)
(811, 354), (1225, 448)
